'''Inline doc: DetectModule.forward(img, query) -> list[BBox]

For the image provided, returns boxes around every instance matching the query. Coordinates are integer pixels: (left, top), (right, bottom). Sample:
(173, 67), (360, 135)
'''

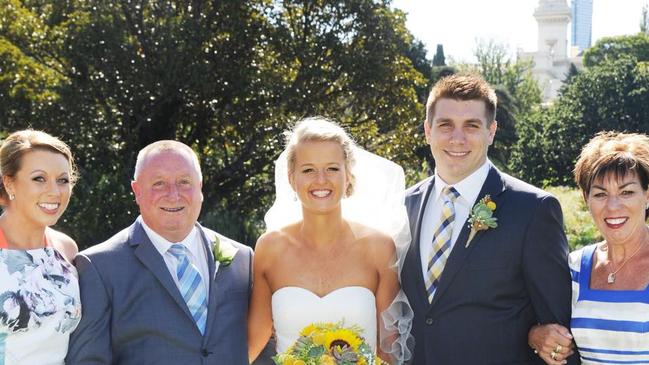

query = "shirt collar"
(433, 160), (491, 205)
(138, 216), (199, 256)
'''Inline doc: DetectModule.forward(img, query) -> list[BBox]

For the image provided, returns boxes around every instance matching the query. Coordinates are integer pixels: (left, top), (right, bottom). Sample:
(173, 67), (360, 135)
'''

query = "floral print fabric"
(0, 246), (81, 364)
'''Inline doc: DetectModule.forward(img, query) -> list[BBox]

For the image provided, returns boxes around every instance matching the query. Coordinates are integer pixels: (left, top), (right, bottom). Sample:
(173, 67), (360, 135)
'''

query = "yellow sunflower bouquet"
(273, 322), (386, 365)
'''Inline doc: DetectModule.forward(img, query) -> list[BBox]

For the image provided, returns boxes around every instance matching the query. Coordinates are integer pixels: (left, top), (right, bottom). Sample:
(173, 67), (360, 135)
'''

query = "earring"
(293, 193), (297, 202)
(9, 193), (15, 201)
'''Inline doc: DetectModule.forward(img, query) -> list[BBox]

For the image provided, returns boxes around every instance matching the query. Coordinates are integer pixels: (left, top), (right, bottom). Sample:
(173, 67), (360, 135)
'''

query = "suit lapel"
(429, 166), (506, 309)
(405, 177), (436, 308)
(130, 221), (195, 322)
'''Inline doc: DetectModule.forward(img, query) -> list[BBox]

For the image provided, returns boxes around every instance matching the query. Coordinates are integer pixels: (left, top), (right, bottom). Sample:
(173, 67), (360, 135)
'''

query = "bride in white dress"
(248, 117), (412, 364)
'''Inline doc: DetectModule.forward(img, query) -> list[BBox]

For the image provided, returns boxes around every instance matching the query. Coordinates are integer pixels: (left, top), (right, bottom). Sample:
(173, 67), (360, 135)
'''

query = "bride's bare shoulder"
(254, 223), (300, 255)
(348, 221), (395, 253)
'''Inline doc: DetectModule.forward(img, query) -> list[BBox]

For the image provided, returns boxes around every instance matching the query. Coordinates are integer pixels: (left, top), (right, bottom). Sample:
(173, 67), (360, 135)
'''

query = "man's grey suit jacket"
(66, 220), (253, 365)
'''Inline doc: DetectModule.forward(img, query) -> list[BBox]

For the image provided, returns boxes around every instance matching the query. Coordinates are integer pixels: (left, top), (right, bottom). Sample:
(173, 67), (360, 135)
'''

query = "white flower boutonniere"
(212, 236), (237, 268)
(466, 195), (498, 247)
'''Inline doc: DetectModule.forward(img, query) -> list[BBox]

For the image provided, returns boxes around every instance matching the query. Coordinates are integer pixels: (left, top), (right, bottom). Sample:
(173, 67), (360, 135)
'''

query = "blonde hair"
(1, 129), (77, 202)
(284, 117), (356, 196)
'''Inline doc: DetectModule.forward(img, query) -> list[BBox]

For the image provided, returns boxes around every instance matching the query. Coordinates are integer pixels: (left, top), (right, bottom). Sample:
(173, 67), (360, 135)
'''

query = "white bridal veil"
(265, 146), (414, 364)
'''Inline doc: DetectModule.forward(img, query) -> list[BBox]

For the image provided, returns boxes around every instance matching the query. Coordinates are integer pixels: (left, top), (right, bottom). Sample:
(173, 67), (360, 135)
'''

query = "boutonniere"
(466, 195), (498, 247)
(211, 236), (236, 267)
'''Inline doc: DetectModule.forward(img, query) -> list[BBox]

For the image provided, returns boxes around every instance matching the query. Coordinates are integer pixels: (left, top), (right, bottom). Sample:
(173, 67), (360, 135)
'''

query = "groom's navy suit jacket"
(402, 166), (578, 365)
(66, 220), (253, 365)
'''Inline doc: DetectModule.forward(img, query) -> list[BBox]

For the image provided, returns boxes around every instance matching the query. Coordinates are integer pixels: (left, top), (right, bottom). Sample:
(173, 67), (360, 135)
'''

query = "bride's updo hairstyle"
(284, 117), (357, 197)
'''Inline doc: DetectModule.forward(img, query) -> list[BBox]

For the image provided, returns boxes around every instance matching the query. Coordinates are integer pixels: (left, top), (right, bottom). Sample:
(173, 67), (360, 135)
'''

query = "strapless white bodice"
(271, 286), (377, 353)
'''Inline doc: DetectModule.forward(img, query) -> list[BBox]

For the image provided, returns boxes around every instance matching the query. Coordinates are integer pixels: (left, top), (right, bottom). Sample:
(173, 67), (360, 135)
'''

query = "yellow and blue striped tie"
(168, 244), (208, 334)
(425, 186), (460, 303)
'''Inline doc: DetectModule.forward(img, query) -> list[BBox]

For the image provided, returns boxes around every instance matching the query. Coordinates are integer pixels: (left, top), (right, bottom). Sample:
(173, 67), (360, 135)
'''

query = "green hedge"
(546, 186), (602, 251)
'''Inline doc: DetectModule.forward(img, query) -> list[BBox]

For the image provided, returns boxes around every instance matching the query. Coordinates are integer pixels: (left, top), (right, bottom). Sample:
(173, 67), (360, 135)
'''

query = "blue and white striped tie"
(168, 244), (208, 335)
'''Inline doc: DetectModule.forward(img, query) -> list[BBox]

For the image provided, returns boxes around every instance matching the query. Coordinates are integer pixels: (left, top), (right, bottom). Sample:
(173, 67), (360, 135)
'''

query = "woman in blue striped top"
(531, 131), (649, 365)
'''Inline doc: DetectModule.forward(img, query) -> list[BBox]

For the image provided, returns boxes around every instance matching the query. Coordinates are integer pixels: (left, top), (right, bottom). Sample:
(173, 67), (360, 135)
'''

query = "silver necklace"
(606, 242), (645, 284)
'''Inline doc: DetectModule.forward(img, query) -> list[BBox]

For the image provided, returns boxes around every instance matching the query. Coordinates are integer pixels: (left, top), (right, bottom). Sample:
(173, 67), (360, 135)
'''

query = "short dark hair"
(425, 74), (497, 124)
(574, 131), (649, 218)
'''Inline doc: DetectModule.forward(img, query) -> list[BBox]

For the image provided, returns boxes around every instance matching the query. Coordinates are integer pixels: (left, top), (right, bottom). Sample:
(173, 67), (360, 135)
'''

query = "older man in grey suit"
(66, 140), (252, 364)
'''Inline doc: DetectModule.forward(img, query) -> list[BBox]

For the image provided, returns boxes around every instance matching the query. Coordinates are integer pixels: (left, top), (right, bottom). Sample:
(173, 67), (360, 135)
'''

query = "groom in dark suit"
(402, 74), (578, 364)
(66, 140), (252, 364)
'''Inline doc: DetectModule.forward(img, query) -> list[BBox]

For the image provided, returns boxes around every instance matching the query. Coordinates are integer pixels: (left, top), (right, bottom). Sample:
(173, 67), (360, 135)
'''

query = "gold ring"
(551, 351), (558, 360)
(555, 344), (562, 353)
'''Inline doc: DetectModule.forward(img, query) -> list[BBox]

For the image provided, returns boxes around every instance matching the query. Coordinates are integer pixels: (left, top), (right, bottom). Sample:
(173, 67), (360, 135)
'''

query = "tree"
(564, 62), (580, 84)
(430, 65), (456, 82)
(508, 108), (553, 186)
(489, 86), (519, 168)
(432, 44), (445, 66)
(1, 0), (282, 244)
(405, 39), (433, 103)
(510, 56), (649, 186)
(0, 0), (427, 246)
(471, 40), (541, 118)
(641, 3), (648, 35)
(583, 33), (649, 67)
(511, 34), (649, 187)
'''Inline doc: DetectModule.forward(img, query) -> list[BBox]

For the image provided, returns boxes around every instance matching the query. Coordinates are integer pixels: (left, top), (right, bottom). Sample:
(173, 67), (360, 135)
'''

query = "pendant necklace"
(606, 241), (645, 284)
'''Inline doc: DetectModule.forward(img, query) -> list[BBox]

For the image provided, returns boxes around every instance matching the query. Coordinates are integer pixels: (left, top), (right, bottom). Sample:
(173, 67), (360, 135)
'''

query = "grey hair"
(133, 140), (202, 181)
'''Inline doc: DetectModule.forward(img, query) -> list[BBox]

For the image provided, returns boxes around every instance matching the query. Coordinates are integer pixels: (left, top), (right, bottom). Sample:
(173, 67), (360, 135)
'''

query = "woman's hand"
(528, 323), (575, 364)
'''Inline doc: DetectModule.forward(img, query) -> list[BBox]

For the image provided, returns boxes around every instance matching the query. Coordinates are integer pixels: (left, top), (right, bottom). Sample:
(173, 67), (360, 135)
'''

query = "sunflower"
(300, 324), (318, 337)
(325, 329), (362, 351)
(274, 322), (377, 365)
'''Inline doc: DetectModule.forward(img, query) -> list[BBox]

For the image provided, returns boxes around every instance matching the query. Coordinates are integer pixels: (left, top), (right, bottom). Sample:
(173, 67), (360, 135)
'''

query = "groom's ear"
(487, 120), (498, 145)
(424, 120), (432, 141)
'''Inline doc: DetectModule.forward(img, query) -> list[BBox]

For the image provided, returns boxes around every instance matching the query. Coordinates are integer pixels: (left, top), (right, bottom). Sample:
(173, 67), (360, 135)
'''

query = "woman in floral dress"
(0, 130), (81, 365)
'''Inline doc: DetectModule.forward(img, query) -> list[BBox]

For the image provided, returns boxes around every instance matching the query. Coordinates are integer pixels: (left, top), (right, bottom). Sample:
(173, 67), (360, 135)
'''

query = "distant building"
(571, 0), (593, 55)
(519, 0), (588, 102)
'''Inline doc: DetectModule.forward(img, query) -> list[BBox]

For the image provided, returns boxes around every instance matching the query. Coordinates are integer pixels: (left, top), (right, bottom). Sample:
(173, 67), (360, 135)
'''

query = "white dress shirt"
(419, 161), (491, 284)
(139, 216), (211, 296)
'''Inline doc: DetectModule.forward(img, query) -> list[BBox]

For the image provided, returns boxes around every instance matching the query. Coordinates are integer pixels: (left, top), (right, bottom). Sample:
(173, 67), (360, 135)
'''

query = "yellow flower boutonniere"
(466, 195), (498, 247)
(212, 236), (236, 267)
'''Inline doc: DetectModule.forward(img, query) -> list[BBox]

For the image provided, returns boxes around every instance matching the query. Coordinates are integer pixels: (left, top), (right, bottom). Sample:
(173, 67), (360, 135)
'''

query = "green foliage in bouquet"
(273, 322), (385, 365)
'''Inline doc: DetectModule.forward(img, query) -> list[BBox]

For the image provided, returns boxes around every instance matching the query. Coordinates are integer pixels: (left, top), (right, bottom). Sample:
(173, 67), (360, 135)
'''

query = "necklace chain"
(606, 241), (645, 284)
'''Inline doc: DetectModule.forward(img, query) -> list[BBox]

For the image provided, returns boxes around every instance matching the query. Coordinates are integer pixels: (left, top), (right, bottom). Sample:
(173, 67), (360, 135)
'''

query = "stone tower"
(519, 0), (581, 102)
(534, 0), (572, 61)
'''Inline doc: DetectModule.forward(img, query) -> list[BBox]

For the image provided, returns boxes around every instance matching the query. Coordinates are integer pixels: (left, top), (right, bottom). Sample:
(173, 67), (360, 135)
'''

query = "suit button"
(201, 349), (209, 357)
(425, 317), (434, 325)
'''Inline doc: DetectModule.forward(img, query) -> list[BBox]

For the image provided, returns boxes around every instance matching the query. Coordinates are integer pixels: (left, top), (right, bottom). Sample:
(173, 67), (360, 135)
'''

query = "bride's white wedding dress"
(266, 146), (413, 363)
(271, 286), (377, 353)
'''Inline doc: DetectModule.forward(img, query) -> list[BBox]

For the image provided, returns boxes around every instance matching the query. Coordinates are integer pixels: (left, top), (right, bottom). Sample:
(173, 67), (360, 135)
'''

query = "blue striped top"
(570, 244), (649, 364)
